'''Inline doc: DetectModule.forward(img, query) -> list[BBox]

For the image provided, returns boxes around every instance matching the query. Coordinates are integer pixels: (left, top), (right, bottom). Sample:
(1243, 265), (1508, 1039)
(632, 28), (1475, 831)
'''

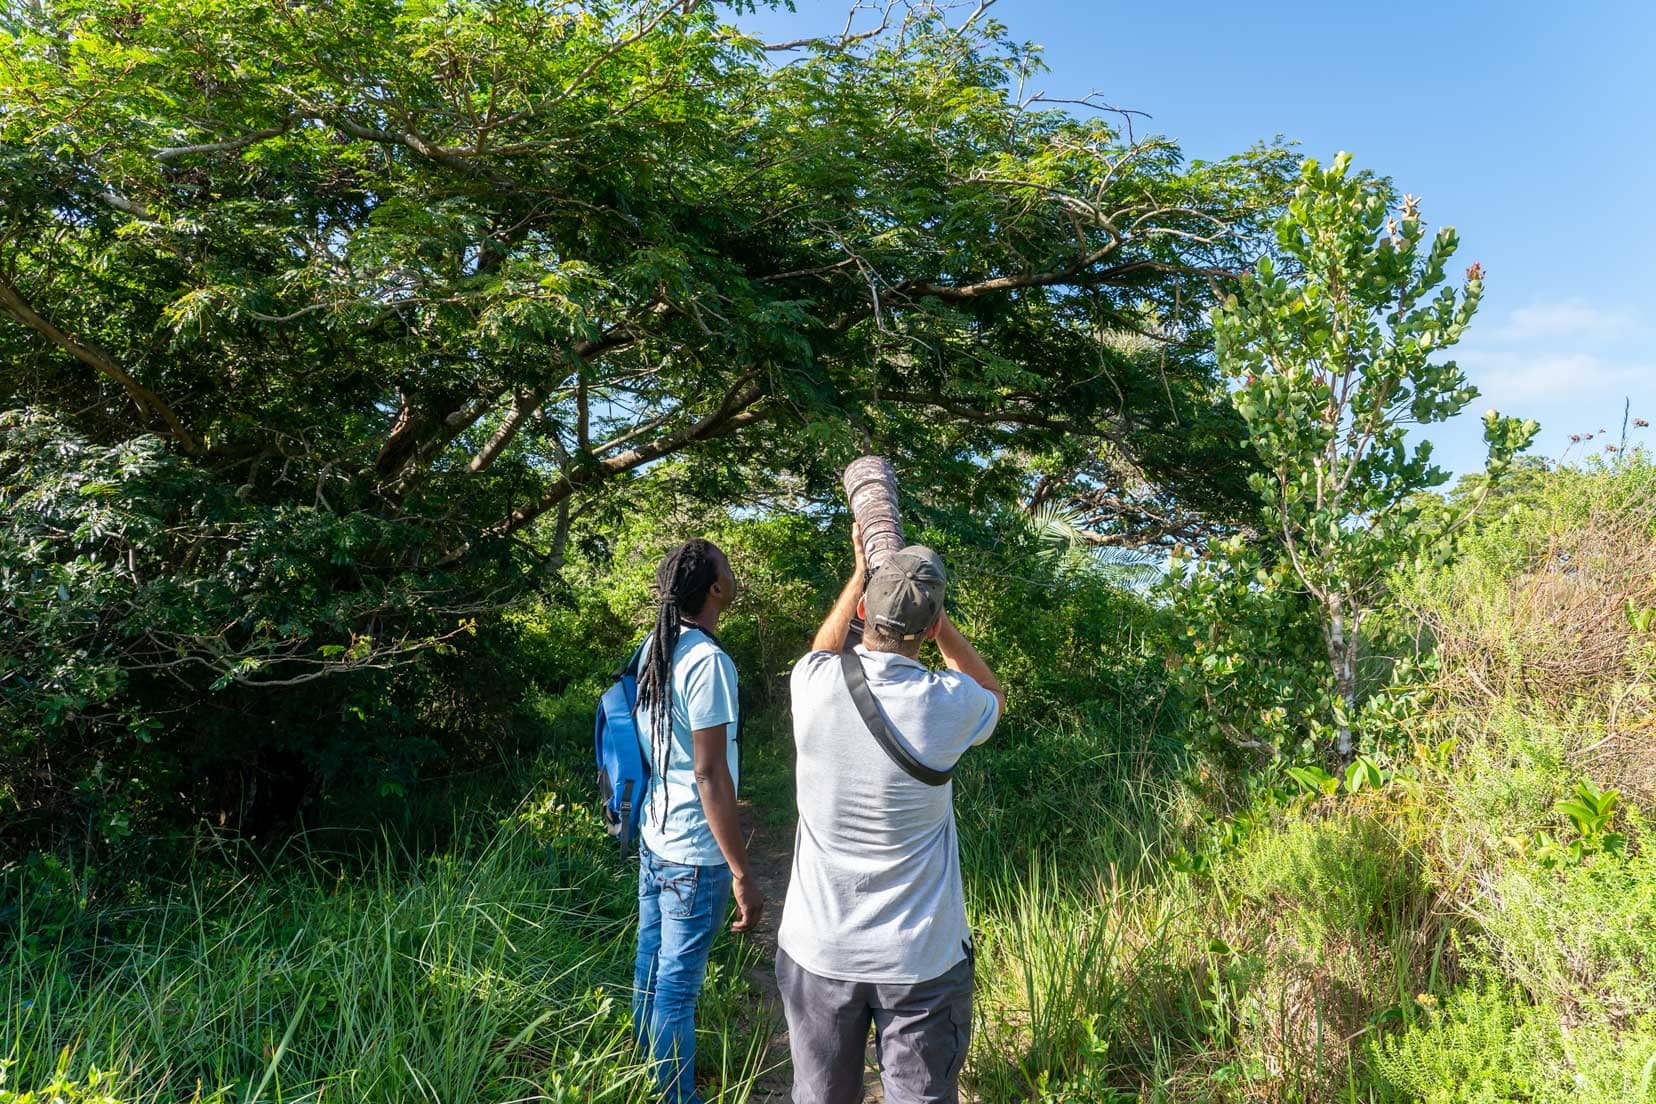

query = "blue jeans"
(633, 844), (733, 1104)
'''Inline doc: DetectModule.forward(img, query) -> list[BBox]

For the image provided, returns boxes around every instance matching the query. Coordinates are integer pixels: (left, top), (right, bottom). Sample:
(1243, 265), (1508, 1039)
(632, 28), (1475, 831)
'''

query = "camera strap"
(839, 647), (952, 787)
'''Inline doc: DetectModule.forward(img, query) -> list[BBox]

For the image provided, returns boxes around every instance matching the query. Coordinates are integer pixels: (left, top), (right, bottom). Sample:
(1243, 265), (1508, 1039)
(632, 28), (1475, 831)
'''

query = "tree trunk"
(1326, 593), (1358, 765)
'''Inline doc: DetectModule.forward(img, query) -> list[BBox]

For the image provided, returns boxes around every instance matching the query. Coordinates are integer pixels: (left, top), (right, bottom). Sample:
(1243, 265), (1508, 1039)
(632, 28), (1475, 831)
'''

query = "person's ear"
(856, 596), (867, 619)
(924, 616), (943, 641)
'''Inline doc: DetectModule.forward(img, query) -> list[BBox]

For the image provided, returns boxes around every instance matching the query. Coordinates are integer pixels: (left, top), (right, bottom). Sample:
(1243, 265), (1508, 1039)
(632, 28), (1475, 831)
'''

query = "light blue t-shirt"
(635, 627), (740, 866)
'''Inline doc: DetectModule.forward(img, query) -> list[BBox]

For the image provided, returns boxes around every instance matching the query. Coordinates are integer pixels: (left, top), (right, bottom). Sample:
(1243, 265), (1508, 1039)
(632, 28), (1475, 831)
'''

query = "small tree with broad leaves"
(1206, 153), (1538, 763)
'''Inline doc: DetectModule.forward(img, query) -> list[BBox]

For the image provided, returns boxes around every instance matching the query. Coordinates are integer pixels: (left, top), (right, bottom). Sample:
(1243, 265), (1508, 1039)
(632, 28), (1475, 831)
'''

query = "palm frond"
(1026, 502), (1166, 591)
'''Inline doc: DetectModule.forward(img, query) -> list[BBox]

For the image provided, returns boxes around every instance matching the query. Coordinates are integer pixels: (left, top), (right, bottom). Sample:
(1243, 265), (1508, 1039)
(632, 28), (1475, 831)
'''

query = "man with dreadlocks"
(630, 537), (762, 1104)
(777, 525), (1003, 1104)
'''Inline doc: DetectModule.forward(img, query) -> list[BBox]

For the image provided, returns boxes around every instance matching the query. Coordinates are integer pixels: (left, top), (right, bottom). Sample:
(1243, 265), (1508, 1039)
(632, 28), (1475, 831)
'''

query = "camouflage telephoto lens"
(842, 456), (905, 572)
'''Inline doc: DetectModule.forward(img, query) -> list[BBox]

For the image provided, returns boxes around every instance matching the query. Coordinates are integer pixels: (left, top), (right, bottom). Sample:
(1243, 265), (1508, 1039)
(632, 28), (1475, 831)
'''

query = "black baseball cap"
(864, 545), (946, 640)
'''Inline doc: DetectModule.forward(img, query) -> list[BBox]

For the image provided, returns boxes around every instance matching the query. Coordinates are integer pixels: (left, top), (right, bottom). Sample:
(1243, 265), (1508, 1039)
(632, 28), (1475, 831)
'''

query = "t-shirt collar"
(853, 643), (926, 672)
(680, 621), (722, 647)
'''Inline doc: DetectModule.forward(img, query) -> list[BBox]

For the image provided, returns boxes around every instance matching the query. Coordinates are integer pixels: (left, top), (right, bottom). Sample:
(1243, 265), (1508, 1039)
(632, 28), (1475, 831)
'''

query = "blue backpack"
(594, 628), (739, 854)
(594, 642), (648, 852)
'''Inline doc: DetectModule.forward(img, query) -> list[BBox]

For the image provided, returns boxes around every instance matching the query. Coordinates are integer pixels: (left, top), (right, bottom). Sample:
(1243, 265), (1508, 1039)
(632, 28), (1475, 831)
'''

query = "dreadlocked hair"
(636, 538), (722, 826)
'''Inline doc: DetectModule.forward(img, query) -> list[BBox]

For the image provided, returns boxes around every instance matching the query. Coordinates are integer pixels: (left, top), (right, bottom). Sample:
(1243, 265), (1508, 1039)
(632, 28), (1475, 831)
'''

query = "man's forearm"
(698, 774), (751, 873)
(696, 765), (752, 881)
(935, 616), (1005, 710)
(809, 571), (864, 653)
(692, 725), (751, 879)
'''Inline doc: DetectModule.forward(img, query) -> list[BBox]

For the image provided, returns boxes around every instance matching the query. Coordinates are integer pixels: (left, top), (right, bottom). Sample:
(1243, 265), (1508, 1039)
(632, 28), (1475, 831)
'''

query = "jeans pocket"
(660, 863), (700, 920)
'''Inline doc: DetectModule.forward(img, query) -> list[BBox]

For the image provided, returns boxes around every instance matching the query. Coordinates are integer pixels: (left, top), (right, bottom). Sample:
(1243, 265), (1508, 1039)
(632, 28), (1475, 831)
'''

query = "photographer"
(776, 525), (1004, 1104)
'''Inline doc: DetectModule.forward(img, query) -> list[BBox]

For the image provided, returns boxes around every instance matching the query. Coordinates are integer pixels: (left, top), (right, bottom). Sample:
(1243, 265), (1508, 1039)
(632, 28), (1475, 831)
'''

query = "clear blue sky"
(740, 1), (1656, 475)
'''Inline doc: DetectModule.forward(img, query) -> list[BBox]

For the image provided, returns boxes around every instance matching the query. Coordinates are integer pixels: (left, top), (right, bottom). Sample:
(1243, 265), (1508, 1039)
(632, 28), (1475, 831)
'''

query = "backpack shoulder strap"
(839, 647), (952, 787)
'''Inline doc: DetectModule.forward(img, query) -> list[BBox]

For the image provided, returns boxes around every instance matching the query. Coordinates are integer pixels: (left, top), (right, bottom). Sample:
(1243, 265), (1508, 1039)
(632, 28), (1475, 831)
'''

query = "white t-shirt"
(635, 627), (741, 866)
(778, 646), (1000, 984)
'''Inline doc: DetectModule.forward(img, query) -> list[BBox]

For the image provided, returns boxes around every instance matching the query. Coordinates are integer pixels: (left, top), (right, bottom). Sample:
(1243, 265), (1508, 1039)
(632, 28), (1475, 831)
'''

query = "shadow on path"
(737, 804), (888, 1104)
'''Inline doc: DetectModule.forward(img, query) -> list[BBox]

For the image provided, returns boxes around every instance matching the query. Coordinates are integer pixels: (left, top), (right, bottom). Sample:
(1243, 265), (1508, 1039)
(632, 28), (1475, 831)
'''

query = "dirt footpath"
(738, 805), (887, 1104)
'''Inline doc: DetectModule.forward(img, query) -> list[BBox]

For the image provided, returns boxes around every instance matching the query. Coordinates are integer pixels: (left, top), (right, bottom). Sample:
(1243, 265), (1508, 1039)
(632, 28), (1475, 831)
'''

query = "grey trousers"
(776, 948), (973, 1104)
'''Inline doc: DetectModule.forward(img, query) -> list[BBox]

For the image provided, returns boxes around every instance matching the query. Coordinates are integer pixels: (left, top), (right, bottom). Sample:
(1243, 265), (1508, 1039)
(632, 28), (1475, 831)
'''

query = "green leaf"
(1286, 764), (1336, 795)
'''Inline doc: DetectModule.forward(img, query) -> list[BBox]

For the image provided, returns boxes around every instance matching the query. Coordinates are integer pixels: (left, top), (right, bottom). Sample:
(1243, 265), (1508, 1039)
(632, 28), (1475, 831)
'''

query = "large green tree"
(0, 0), (1289, 837)
(2, 0), (1287, 544)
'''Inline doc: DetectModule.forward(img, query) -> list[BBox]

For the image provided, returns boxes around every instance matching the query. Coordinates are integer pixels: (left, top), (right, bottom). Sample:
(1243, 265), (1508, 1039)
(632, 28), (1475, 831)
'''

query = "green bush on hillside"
(0, 1062), (136, 1104)
(0, 410), (552, 856)
(1370, 985), (1549, 1103)
(1473, 819), (1656, 1027)
(1225, 806), (1424, 958)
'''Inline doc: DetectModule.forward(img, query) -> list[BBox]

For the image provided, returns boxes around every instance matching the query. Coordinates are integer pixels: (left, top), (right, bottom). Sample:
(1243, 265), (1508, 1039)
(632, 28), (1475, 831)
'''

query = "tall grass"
(953, 461), (1656, 1101)
(960, 763), (1444, 1100)
(2, 795), (768, 1103)
(13, 460), (1656, 1103)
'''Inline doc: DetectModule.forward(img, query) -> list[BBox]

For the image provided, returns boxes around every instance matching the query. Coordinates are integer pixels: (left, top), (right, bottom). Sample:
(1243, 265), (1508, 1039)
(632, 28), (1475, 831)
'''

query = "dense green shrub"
(0, 1063), (136, 1104)
(1472, 815), (1656, 1027)
(1373, 979), (1656, 1103)
(0, 410), (550, 856)
(1164, 536), (1331, 765)
(1224, 806), (1425, 957)
(1371, 986), (1548, 1103)
(925, 516), (1178, 733)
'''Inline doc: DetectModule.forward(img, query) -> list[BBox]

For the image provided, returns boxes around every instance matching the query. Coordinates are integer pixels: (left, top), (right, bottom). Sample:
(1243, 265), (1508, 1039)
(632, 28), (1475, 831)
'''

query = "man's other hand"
(731, 873), (765, 932)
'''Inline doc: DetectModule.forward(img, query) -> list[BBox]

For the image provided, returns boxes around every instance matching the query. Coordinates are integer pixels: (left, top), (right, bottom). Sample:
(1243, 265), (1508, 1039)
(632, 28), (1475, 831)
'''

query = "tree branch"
(96, 191), (152, 219)
(465, 388), (542, 474)
(875, 387), (1132, 446)
(153, 119), (294, 161)
(0, 272), (201, 454)
(436, 374), (768, 566)
(896, 257), (1235, 304)
(576, 371), (591, 453)
(376, 325), (636, 484)
(592, 410), (675, 457)
(751, 0), (898, 51)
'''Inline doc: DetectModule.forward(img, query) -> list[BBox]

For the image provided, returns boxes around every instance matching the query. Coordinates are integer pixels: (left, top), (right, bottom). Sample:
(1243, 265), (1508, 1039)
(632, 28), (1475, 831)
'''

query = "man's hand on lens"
(731, 873), (765, 932)
(850, 520), (867, 582)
